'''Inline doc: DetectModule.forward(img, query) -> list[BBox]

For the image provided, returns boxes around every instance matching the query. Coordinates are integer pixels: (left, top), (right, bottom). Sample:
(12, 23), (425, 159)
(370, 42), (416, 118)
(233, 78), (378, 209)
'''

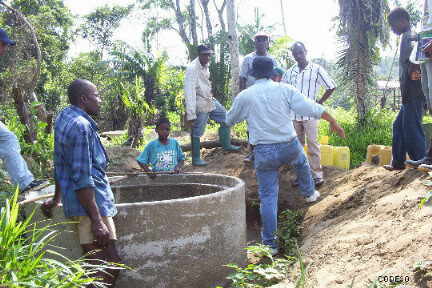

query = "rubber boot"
(191, 136), (208, 166)
(219, 126), (240, 151)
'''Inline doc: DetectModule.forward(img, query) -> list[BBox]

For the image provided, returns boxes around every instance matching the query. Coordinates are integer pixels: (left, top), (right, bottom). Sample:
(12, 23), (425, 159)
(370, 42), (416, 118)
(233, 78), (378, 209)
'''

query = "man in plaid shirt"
(42, 79), (120, 287)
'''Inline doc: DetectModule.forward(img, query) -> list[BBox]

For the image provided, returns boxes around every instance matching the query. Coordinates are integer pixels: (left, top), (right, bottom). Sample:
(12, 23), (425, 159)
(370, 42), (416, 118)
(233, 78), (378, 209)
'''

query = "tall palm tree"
(337, 0), (390, 125)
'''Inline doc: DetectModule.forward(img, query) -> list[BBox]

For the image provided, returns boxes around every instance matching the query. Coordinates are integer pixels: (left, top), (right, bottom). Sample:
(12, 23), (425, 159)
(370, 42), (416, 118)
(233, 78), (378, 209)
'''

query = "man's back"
(227, 79), (324, 145)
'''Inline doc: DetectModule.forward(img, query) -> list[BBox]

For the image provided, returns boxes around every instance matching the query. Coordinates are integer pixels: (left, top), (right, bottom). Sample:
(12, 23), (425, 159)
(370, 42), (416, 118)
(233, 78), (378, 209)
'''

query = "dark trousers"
(392, 99), (426, 167)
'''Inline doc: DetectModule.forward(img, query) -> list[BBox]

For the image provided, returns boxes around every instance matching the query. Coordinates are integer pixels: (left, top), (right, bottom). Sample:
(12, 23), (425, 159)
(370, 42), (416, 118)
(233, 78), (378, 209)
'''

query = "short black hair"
(291, 41), (306, 51)
(388, 7), (410, 24)
(67, 79), (92, 105)
(156, 117), (170, 128)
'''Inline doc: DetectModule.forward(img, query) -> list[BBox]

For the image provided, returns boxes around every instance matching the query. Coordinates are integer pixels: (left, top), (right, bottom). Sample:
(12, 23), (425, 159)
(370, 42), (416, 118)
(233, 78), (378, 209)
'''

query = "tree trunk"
(200, 0), (214, 47)
(12, 87), (35, 143)
(125, 113), (143, 148)
(226, 0), (240, 97)
(280, 0), (287, 36)
(189, 0), (198, 47)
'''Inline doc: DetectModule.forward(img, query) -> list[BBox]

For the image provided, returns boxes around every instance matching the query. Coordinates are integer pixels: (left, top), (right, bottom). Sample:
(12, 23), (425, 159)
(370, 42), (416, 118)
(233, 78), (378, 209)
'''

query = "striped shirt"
(282, 63), (336, 121)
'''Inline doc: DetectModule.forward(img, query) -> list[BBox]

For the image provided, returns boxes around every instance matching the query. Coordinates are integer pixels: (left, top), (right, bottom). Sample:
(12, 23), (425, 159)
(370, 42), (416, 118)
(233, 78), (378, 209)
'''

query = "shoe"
(418, 164), (432, 172)
(21, 179), (48, 193)
(218, 126), (241, 151)
(244, 151), (255, 163)
(305, 190), (320, 203)
(314, 178), (325, 187)
(191, 136), (208, 166)
(383, 164), (405, 171)
(405, 157), (432, 168)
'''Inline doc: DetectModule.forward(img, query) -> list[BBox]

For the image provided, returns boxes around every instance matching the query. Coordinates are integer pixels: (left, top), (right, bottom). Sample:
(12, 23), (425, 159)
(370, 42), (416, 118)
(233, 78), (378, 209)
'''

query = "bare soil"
(106, 141), (432, 288)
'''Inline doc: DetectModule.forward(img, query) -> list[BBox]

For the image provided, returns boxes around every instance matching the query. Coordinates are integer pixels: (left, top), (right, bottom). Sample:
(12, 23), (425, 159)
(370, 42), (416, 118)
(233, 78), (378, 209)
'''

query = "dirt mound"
(106, 146), (141, 172)
(301, 165), (432, 288)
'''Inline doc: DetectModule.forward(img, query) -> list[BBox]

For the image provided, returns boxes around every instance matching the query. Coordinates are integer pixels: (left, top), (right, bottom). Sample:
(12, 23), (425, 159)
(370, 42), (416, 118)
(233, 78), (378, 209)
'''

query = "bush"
(0, 190), (121, 287)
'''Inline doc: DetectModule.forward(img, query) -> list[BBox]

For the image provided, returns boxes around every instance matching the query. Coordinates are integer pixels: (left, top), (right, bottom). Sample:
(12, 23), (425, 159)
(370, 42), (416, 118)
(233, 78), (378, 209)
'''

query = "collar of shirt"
(70, 105), (99, 132)
(293, 62), (312, 74)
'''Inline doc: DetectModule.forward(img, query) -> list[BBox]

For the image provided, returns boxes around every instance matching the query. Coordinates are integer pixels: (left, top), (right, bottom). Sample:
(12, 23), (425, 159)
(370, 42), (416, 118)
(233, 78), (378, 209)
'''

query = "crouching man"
(226, 56), (345, 255)
(42, 79), (121, 287)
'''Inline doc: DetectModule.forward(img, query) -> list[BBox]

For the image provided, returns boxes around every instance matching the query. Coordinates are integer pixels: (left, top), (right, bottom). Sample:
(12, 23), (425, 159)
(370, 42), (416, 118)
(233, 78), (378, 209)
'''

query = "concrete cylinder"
(23, 173), (246, 288)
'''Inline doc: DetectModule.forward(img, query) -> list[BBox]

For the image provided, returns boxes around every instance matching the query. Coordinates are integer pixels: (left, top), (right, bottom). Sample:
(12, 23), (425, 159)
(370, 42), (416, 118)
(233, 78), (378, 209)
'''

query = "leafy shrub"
(0, 190), (121, 287)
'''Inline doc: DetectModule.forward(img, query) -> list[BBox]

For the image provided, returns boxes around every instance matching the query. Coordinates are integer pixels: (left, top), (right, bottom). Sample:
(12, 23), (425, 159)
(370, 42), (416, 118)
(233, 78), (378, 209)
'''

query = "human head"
(291, 42), (307, 67)
(67, 79), (101, 116)
(388, 8), (410, 35)
(155, 117), (171, 141)
(0, 29), (16, 56)
(271, 67), (285, 82)
(252, 56), (274, 80)
(197, 44), (213, 66)
(254, 32), (270, 55)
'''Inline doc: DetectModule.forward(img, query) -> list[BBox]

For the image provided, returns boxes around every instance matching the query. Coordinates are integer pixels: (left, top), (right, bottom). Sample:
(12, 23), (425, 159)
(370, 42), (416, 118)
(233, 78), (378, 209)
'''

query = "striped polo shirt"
(282, 62), (336, 121)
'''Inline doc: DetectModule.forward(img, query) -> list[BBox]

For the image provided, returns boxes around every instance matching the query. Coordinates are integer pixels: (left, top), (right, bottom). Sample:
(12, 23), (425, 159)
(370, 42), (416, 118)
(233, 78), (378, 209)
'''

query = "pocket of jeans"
(254, 146), (277, 170)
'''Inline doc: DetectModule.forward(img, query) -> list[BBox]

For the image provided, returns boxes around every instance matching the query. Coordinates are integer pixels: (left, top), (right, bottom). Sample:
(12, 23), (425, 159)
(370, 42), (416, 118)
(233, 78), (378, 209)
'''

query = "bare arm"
(174, 160), (184, 173)
(317, 88), (335, 104)
(41, 181), (61, 218)
(321, 111), (345, 138)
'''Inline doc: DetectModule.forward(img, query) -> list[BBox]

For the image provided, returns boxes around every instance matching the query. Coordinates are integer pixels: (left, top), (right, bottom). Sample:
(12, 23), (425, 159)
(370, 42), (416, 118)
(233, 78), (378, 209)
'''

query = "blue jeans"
(191, 99), (227, 137)
(0, 121), (34, 189)
(254, 139), (315, 249)
(392, 100), (426, 167)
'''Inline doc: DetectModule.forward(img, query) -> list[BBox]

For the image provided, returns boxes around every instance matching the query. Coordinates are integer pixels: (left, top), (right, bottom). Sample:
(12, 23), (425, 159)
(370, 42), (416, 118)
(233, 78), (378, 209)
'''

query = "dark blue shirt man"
(385, 8), (426, 171)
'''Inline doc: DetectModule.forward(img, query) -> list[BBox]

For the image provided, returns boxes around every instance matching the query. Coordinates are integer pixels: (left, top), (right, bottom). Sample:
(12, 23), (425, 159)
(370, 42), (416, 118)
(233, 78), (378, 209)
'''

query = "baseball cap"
(253, 31), (270, 40)
(0, 29), (16, 46)
(272, 67), (285, 77)
(252, 56), (274, 79)
(197, 44), (213, 55)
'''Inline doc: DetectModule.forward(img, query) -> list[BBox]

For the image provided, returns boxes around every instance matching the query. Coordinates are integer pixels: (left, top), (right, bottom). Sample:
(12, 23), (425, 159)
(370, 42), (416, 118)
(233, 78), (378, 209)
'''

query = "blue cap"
(0, 29), (16, 46)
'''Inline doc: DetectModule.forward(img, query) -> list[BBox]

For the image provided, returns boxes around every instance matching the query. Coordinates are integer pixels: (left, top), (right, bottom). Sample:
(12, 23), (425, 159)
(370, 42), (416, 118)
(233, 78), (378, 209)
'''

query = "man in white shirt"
(239, 32), (278, 163)
(184, 45), (240, 166)
(226, 56), (345, 254)
(282, 42), (336, 186)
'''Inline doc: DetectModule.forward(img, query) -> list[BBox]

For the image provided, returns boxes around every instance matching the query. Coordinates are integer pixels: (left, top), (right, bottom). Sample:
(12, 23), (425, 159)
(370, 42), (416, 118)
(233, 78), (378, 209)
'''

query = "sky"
(63, 0), (420, 65)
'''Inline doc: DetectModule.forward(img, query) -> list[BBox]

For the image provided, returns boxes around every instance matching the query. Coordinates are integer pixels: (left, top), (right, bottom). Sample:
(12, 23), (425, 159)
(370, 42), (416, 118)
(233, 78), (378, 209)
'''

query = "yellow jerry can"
(320, 144), (334, 166)
(333, 146), (350, 170)
(304, 144), (308, 154)
(366, 145), (384, 165)
(320, 135), (329, 145)
(378, 146), (392, 166)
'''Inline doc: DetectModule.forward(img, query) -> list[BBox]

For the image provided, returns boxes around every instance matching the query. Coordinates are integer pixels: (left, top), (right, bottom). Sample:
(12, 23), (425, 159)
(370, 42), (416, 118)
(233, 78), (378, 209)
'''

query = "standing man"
(282, 42), (336, 186)
(42, 79), (121, 287)
(384, 8), (426, 171)
(226, 56), (345, 254)
(239, 32), (278, 163)
(0, 28), (45, 192)
(184, 45), (240, 167)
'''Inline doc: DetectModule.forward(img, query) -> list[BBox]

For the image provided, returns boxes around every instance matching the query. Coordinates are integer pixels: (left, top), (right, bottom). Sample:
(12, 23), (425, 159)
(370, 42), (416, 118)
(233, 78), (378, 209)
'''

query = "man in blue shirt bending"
(42, 79), (120, 287)
(226, 56), (345, 255)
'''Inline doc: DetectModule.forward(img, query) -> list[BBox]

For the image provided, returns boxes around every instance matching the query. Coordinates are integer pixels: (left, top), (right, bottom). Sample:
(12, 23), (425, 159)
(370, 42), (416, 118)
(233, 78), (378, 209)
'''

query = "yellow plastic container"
(366, 145), (385, 165)
(378, 146), (392, 166)
(320, 144), (334, 166)
(304, 144), (308, 154)
(320, 136), (329, 145)
(333, 146), (350, 170)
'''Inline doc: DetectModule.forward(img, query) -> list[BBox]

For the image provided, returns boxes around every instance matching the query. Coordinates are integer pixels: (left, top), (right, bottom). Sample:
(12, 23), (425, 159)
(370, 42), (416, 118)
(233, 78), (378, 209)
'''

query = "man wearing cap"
(226, 56), (345, 255)
(239, 32), (278, 163)
(0, 28), (45, 192)
(271, 67), (285, 83)
(184, 44), (240, 166)
(282, 42), (336, 187)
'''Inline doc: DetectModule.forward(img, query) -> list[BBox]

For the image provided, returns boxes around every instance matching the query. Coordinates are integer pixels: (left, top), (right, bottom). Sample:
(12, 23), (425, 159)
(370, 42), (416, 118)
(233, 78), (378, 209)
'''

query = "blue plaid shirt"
(54, 106), (117, 217)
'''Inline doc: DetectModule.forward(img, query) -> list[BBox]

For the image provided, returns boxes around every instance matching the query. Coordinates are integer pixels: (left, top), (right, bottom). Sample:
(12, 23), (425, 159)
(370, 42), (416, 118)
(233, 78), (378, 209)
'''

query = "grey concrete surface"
(24, 173), (246, 288)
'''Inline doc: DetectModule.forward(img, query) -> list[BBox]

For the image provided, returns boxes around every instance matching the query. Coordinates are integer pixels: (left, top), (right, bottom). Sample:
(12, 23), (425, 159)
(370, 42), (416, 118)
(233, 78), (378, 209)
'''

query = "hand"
(186, 119), (195, 128)
(174, 165), (182, 174)
(330, 121), (346, 138)
(91, 219), (110, 248)
(41, 198), (60, 218)
(411, 70), (421, 81)
(148, 173), (157, 179)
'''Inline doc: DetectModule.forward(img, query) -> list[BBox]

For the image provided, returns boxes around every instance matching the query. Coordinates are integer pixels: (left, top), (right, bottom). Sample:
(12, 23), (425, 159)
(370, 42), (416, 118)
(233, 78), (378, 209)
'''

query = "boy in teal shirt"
(137, 118), (185, 173)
